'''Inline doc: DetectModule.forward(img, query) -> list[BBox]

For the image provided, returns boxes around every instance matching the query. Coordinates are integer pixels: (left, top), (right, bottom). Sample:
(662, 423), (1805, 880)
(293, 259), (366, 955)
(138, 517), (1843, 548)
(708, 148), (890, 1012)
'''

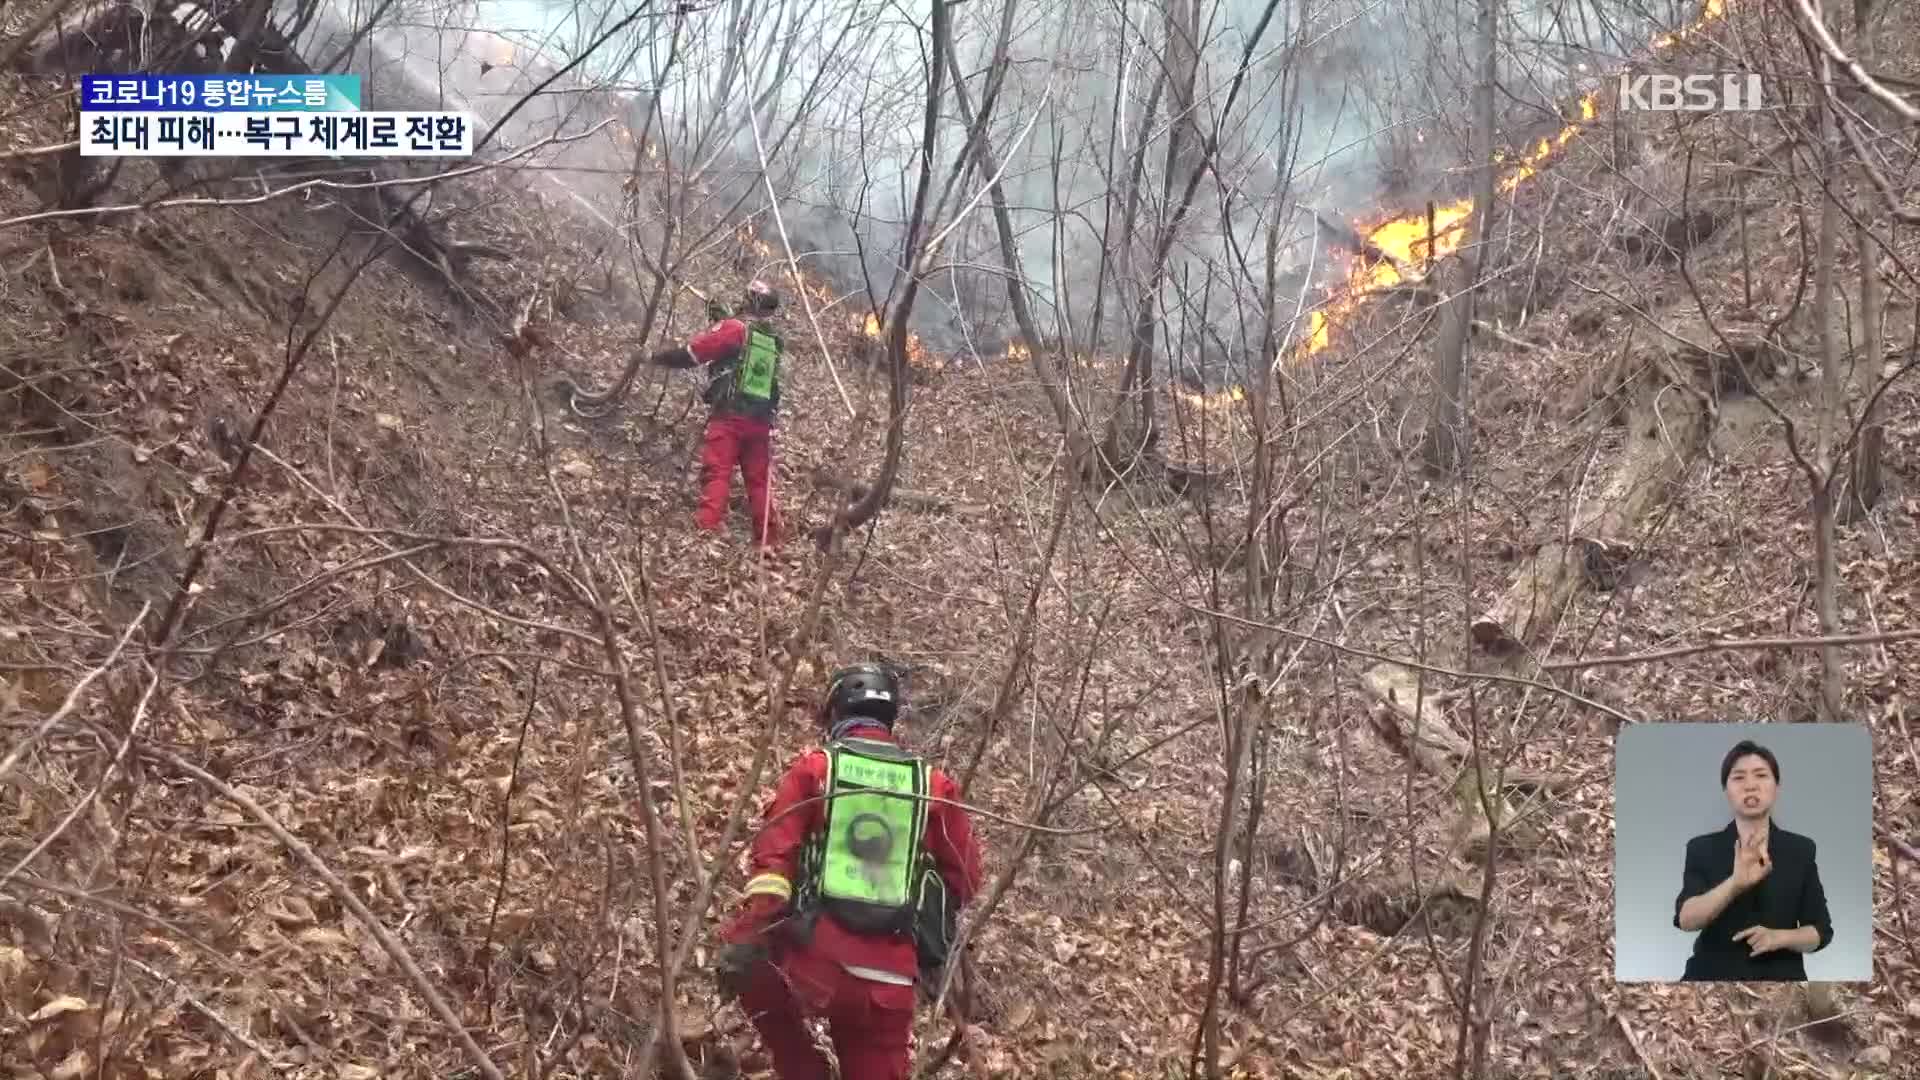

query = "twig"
(140, 745), (508, 1080)
(742, 97), (855, 419)
(1165, 597), (1639, 724)
(0, 139), (81, 159)
(1471, 319), (1535, 351)
(1726, 1005), (1872, 1057)
(0, 664), (160, 891)
(123, 955), (290, 1068)
(1888, 826), (1920, 973)
(0, 600), (150, 787)
(209, 503), (602, 650)
(608, 559), (705, 896)
(522, 368), (695, 1080)
(1898, 698), (1918, 792)
(146, 204), (391, 650)
(1831, 97), (1920, 223)
(7, 873), (223, 958)
(1864, 588), (1892, 671)
(1541, 627), (1920, 670)
(1615, 1011), (1663, 1080)
(483, 661), (542, 1026)
(917, 81), (1054, 261)
(1789, 0), (1920, 123)
(325, 335), (343, 501)
(753, 787), (1110, 839)
(959, 469), (1071, 798)
(1877, 821), (1920, 865)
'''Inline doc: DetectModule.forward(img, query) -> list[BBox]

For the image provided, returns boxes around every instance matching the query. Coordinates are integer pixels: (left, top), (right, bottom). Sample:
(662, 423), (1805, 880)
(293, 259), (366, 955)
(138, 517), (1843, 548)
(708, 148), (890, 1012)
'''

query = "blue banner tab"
(80, 74), (361, 112)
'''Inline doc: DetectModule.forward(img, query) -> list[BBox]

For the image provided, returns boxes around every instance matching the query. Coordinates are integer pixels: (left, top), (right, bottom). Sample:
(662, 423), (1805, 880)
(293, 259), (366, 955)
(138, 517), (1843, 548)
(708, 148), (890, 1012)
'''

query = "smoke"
(663, 0), (1696, 377)
(288, 0), (1701, 381)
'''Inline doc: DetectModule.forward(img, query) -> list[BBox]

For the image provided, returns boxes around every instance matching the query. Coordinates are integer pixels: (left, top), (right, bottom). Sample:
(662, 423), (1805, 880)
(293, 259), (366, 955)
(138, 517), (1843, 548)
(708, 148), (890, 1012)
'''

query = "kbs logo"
(1617, 72), (1764, 112)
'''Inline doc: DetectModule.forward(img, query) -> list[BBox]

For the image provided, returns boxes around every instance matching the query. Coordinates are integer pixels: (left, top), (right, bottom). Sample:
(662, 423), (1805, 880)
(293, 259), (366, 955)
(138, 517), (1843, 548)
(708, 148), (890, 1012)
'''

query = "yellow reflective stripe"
(744, 873), (792, 900)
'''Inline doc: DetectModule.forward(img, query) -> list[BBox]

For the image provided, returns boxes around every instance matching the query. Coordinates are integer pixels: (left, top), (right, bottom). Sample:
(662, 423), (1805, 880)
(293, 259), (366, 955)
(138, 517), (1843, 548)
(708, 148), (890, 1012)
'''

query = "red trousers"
(737, 944), (916, 1080)
(696, 414), (781, 547)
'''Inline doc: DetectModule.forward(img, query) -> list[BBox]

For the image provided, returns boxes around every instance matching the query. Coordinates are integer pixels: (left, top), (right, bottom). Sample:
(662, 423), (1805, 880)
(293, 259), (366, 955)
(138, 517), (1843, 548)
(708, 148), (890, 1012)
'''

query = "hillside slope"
(4, 1), (1920, 1076)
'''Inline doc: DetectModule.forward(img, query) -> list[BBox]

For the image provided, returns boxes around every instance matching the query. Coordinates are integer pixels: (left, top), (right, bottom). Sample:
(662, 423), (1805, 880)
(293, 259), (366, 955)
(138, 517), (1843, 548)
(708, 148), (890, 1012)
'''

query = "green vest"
(800, 737), (929, 935)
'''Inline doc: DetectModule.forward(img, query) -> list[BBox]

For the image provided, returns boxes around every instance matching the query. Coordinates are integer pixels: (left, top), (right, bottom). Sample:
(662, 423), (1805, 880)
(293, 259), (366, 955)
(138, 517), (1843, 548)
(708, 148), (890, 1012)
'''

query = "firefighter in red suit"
(649, 280), (785, 549)
(713, 663), (984, 1080)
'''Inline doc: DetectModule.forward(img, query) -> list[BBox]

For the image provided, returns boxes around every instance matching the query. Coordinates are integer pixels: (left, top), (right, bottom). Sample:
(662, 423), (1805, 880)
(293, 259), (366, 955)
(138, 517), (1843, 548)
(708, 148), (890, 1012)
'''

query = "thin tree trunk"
(1100, 0), (1284, 476)
(839, 0), (962, 536)
(1087, 0), (1140, 351)
(942, 7), (1091, 461)
(1097, 64), (1167, 432)
(1194, 683), (1258, 1080)
(1423, 262), (1473, 475)
(1420, 0), (1498, 476)
(1812, 51), (1846, 724)
(1119, 0), (1203, 462)
(1845, 0), (1885, 521)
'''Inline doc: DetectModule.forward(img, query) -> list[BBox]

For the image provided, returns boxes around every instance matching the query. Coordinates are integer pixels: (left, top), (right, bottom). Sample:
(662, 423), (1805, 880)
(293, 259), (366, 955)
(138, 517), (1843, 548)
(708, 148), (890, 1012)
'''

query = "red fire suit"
(682, 317), (782, 548)
(719, 722), (984, 1080)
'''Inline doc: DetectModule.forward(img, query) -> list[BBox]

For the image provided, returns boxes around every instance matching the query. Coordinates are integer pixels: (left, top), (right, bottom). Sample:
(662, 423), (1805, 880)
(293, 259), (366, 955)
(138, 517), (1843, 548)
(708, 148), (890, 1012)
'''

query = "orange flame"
(1653, 0), (1726, 47)
(1290, 87), (1609, 362)
(1178, 384), (1247, 413)
(695, 1), (1730, 409)
(854, 313), (941, 369)
(1293, 0), (1731, 365)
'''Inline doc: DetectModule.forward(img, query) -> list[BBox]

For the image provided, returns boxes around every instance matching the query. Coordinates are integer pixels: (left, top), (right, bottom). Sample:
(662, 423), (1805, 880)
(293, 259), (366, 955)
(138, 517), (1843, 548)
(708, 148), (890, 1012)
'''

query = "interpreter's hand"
(1731, 829), (1771, 890)
(1732, 925), (1791, 956)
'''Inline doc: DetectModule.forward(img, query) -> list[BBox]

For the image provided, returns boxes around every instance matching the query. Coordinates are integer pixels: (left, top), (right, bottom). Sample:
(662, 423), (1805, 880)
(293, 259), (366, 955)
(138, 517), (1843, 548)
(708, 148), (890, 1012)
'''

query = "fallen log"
(1472, 374), (1711, 653)
(1360, 661), (1564, 858)
(1362, 663), (1470, 778)
(1333, 864), (1484, 938)
(810, 468), (986, 516)
(1359, 663), (1567, 793)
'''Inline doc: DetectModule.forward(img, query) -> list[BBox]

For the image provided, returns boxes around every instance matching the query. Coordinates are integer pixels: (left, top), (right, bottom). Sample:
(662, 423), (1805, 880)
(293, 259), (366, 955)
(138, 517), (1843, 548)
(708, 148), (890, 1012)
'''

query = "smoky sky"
(307, 0), (1697, 375)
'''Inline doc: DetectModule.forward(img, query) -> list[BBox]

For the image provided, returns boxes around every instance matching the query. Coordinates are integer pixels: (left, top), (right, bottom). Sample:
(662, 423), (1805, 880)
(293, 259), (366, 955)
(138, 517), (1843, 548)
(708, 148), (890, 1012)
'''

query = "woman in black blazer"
(1673, 740), (1832, 980)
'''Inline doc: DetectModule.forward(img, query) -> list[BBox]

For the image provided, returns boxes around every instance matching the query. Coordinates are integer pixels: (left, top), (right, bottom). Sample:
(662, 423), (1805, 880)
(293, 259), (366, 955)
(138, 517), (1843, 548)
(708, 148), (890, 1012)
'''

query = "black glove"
(714, 940), (768, 1001)
(650, 346), (696, 369)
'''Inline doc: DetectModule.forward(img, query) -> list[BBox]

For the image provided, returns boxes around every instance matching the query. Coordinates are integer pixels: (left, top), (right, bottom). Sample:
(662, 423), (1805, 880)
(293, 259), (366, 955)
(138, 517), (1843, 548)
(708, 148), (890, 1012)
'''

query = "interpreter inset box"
(1613, 723), (1872, 982)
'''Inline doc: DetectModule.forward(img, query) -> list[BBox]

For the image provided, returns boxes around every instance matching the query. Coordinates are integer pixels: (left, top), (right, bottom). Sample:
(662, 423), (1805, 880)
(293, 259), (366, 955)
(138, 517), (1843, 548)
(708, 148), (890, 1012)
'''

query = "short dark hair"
(1720, 740), (1780, 787)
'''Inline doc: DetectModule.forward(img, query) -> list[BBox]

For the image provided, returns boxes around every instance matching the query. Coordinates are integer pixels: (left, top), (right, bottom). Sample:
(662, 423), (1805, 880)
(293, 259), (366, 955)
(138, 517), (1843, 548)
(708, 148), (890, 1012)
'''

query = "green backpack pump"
(791, 667), (960, 982)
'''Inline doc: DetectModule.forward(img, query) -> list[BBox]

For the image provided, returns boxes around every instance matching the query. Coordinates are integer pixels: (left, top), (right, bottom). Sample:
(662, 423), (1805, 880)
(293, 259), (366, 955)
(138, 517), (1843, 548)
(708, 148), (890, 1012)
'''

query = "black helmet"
(744, 279), (779, 315)
(821, 662), (899, 729)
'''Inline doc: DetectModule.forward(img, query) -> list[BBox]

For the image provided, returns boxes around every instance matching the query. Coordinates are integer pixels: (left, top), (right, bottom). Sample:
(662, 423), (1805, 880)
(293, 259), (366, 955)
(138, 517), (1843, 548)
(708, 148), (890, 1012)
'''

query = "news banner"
(79, 74), (475, 157)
